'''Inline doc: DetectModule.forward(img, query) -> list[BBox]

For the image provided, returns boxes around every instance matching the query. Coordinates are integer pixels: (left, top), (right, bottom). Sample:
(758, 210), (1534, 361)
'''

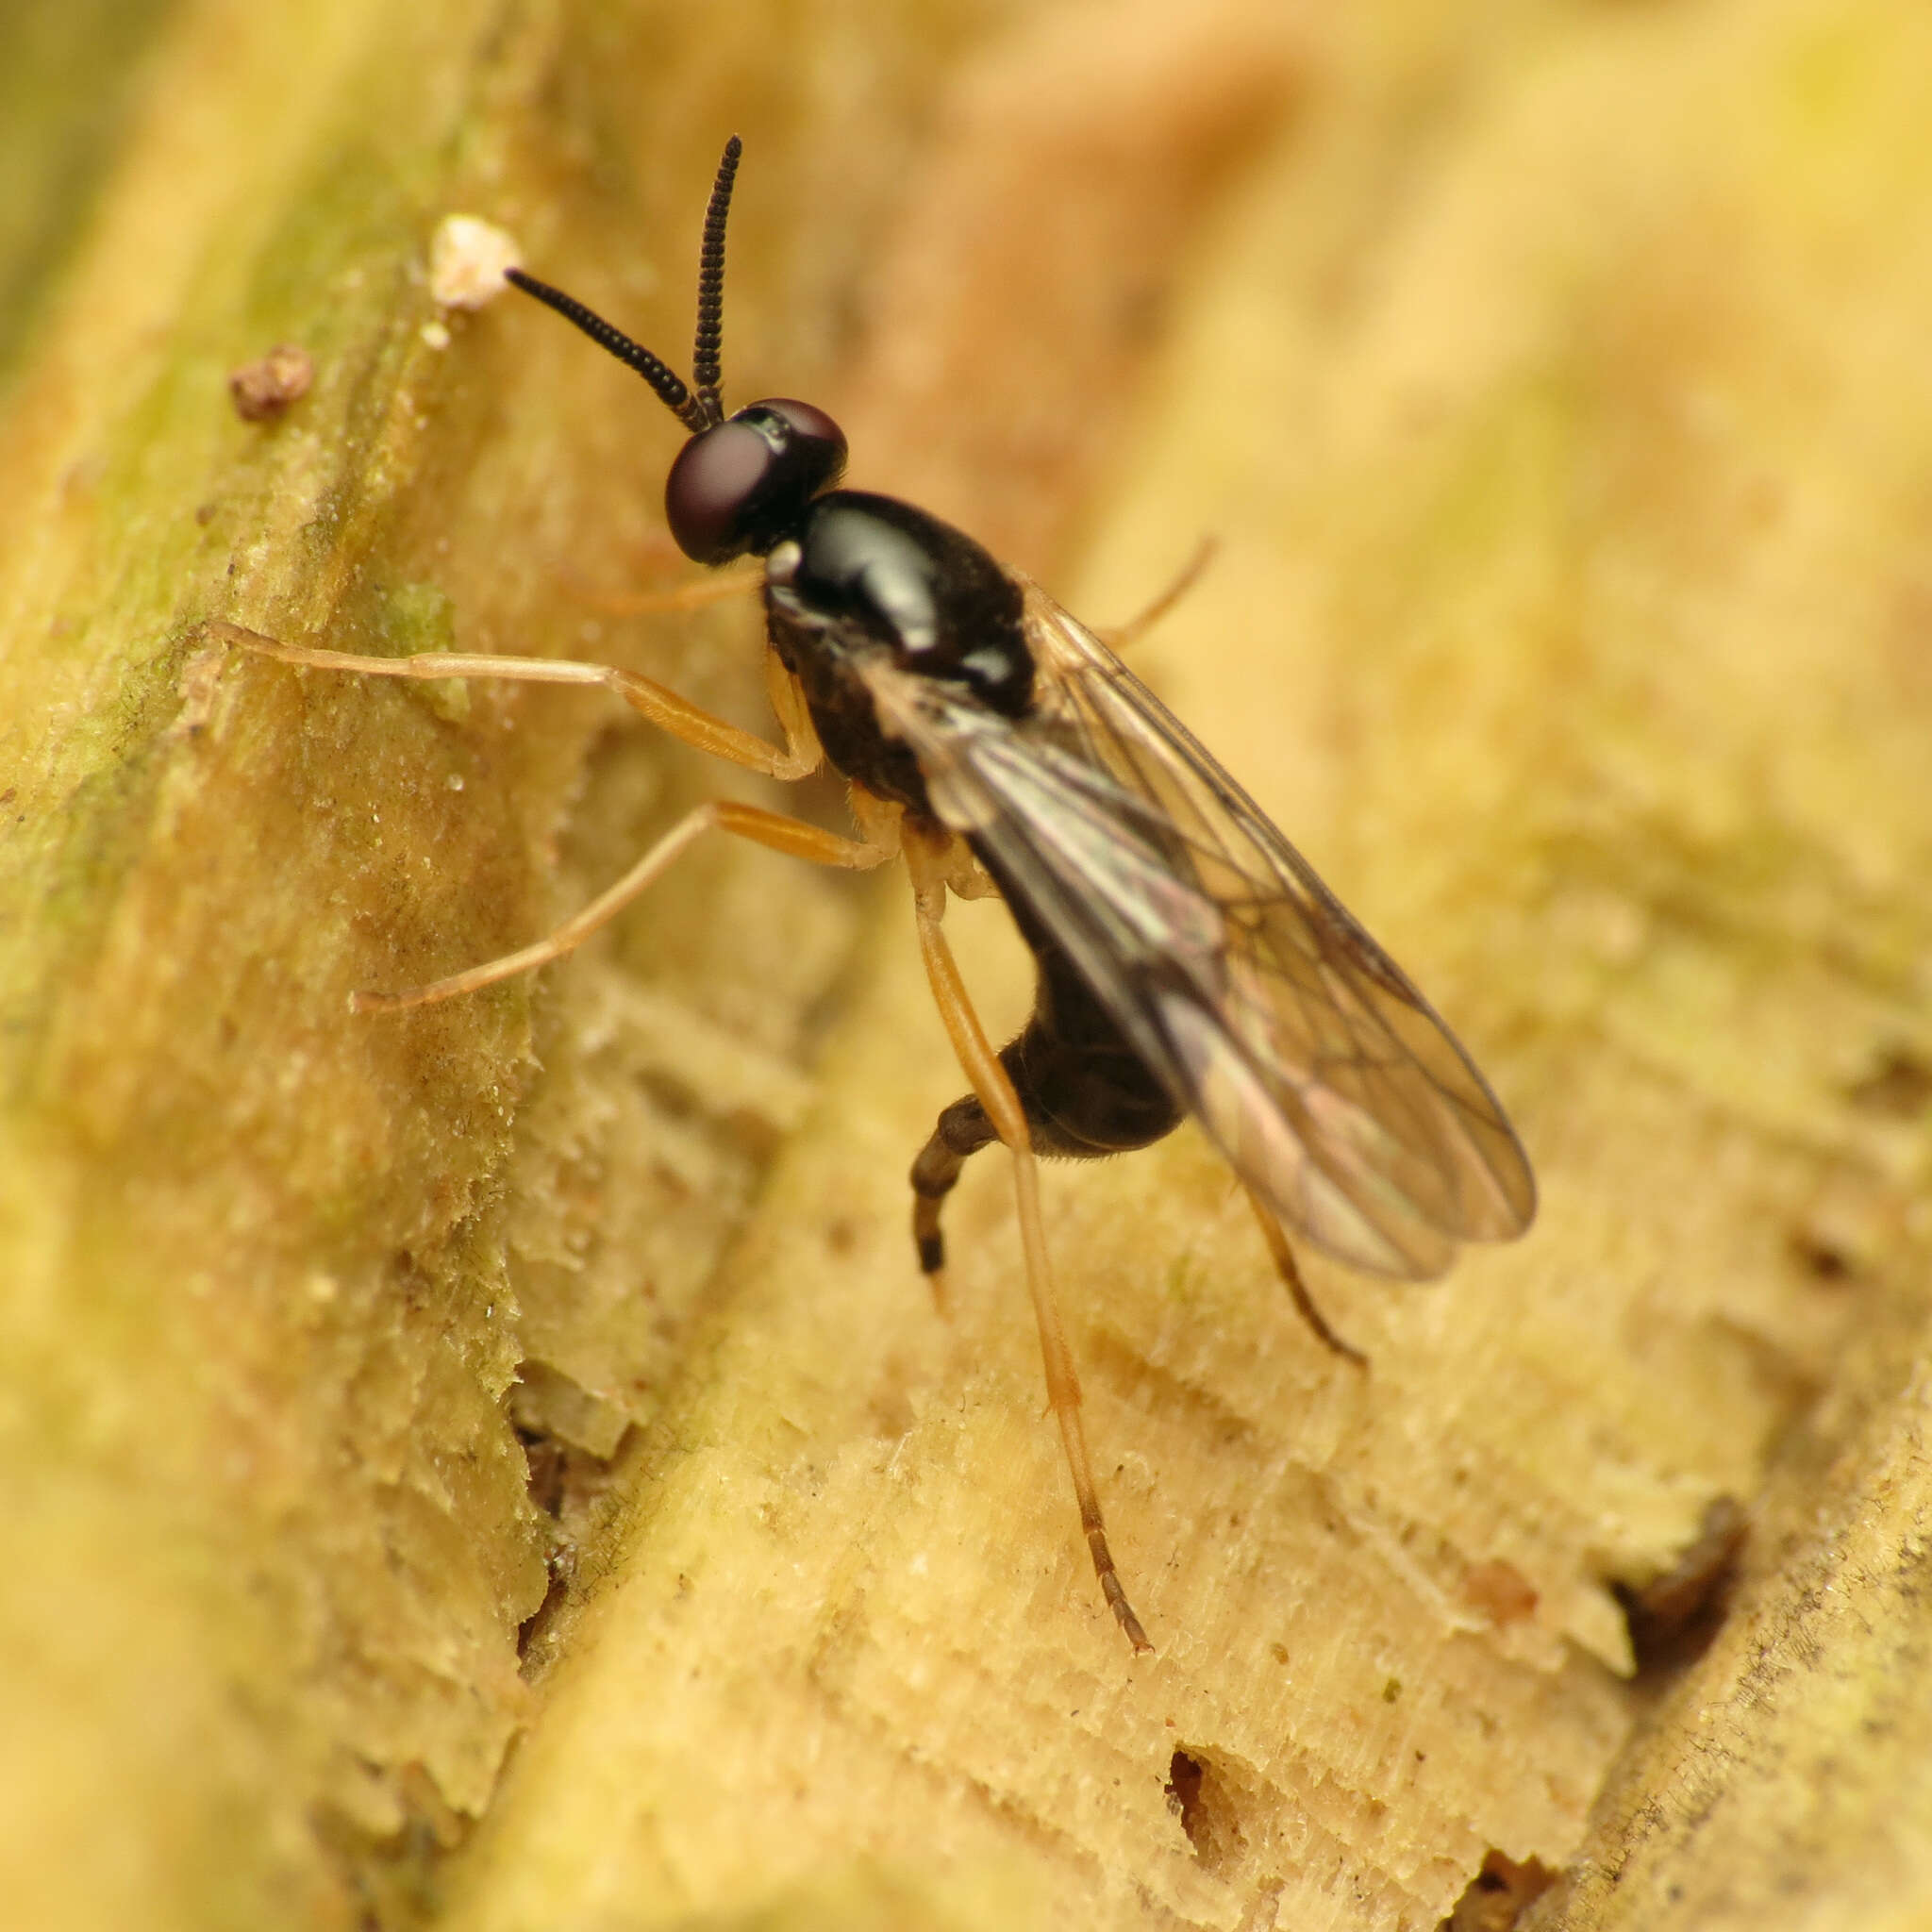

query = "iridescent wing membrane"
(863, 584), (1537, 1279)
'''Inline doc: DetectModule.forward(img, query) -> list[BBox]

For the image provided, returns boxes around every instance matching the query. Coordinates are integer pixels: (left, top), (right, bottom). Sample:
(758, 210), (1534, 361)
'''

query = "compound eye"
(664, 398), (847, 564)
(758, 398), (844, 458)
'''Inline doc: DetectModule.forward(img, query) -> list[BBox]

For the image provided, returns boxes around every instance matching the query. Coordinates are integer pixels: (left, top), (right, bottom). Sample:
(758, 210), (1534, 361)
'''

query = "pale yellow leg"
(903, 835), (1152, 1655)
(1244, 1187), (1368, 1368)
(200, 617), (889, 1008)
(567, 568), (761, 617)
(356, 799), (897, 1013)
(204, 620), (820, 780)
(1099, 535), (1217, 652)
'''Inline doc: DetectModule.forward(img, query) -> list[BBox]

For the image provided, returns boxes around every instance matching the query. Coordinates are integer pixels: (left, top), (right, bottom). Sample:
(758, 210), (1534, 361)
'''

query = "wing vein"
(862, 586), (1535, 1280)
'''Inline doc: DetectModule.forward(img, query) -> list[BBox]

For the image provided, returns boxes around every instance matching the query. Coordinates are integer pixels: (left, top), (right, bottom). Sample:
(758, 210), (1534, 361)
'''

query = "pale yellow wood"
(5, 0), (1930, 1929)
(450, 2), (1932, 1927)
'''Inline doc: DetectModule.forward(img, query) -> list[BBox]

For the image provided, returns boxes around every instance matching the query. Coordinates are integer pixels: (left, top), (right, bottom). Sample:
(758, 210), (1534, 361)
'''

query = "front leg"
(201, 620), (823, 781)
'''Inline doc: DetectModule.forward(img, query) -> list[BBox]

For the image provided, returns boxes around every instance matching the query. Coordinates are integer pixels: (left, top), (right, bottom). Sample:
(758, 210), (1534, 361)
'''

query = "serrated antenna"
(502, 135), (744, 437)
(690, 134), (741, 426)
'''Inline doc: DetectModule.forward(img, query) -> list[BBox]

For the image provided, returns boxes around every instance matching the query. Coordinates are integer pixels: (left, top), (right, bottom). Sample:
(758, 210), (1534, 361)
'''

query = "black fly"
(218, 137), (1536, 1652)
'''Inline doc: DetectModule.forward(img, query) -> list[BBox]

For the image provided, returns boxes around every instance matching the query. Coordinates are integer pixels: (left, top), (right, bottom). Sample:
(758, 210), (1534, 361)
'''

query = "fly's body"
(759, 491), (1197, 1260)
(765, 492), (1032, 808)
(219, 138), (1536, 1652)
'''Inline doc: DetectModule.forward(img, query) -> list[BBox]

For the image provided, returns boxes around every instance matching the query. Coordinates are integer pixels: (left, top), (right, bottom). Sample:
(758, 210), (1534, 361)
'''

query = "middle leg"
(1243, 1187), (1368, 1368)
(356, 798), (897, 1012)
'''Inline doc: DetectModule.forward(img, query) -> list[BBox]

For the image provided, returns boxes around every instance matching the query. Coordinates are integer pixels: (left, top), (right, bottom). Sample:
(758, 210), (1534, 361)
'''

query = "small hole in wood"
(1612, 1495), (1749, 1675)
(1164, 1748), (1246, 1876)
(1441, 1849), (1557, 1930)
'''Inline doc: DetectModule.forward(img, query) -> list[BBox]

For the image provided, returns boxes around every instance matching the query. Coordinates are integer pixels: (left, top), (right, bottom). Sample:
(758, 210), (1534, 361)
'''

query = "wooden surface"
(2, 1), (1929, 1928)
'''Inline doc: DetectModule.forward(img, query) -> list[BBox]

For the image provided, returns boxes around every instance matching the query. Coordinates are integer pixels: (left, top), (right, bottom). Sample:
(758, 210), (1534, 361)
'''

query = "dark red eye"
(664, 397), (847, 564)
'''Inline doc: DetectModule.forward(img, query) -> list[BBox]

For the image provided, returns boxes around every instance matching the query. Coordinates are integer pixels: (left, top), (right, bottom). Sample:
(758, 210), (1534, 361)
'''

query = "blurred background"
(2, 3), (1929, 1929)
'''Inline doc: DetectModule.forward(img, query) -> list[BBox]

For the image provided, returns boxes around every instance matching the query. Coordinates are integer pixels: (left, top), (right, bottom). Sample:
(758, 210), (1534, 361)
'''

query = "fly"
(217, 136), (1537, 1653)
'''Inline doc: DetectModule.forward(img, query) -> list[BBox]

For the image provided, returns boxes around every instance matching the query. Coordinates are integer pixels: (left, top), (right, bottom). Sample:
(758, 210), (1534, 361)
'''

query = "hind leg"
(910, 1095), (997, 1302)
(903, 843), (1151, 1654)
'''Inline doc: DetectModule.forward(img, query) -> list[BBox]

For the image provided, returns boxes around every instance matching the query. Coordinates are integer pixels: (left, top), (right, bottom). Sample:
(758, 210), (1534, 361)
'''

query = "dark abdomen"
(984, 850), (1182, 1159)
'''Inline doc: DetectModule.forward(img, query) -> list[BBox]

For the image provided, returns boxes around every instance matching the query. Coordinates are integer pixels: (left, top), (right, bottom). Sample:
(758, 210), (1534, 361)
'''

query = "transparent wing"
(862, 584), (1536, 1280)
